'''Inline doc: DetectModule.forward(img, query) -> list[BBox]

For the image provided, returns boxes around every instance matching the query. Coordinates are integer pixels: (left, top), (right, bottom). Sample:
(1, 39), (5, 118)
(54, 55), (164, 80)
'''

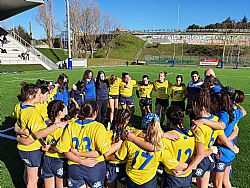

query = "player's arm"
(16, 135), (35, 145)
(103, 139), (123, 159)
(192, 119), (225, 130)
(71, 98), (79, 109)
(218, 134), (239, 154)
(136, 90), (140, 98)
(126, 132), (155, 152)
(64, 151), (98, 167)
(14, 123), (29, 136)
(34, 121), (68, 140)
(70, 147), (100, 158)
(236, 103), (247, 117)
(227, 125), (239, 141)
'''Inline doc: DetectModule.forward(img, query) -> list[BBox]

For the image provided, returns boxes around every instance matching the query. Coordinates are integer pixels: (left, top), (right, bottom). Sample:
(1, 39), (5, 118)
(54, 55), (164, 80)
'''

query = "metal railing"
(10, 31), (58, 69)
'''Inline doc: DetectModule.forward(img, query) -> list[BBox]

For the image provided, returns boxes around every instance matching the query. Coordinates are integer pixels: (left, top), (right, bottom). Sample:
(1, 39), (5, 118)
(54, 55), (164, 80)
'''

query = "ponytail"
(78, 101), (98, 120)
(47, 100), (65, 125)
(167, 106), (194, 137)
(17, 82), (39, 102)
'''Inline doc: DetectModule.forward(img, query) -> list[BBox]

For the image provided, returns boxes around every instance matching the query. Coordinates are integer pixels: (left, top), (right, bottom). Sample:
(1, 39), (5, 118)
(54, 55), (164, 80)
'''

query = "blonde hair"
(145, 119), (164, 151)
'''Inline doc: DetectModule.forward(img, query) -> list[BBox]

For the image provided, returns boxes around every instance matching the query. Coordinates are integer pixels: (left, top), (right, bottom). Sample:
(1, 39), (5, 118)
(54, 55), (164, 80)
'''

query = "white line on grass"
(0, 127), (14, 133)
(0, 133), (16, 141)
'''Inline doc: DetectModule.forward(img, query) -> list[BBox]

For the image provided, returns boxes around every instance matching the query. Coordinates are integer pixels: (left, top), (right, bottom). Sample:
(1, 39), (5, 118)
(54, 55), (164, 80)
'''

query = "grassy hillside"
(94, 33), (145, 60)
(36, 48), (68, 63)
(0, 65), (46, 72)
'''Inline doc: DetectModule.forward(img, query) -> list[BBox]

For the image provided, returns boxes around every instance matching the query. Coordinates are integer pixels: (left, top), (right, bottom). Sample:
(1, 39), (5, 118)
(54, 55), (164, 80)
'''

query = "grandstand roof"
(0, 0), (44, 21)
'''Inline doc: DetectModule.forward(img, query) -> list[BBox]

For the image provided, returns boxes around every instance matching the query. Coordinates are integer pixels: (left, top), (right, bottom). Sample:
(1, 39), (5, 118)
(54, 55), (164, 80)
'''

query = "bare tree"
(35, 0), (55, 48)
(100, 14), (120, 58)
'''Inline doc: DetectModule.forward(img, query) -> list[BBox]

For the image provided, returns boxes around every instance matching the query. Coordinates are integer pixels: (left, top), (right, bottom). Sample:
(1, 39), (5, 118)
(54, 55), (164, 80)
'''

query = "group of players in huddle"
(12, 68), (247, 188)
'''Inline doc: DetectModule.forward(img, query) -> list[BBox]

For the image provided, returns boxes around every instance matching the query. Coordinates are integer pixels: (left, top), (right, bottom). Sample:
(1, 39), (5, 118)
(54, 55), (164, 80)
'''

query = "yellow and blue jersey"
(44, 121), (65, 159)
(154, 80), (172, 99)
(18, 105), (47, 151)
(12, 102), (22, 126)
(119, 80), (136, 97)
(115, 138), (178, 185)
(162, 130), (195, 177)
(170, 85), (187, 101)
(35, 101), (49, 121)
(48, 85), (58, 102)
(193, 115), (224, 150)
(137, 84), (154, 98)
(107, 77), (122, 96)
(56, 119), (111, 165)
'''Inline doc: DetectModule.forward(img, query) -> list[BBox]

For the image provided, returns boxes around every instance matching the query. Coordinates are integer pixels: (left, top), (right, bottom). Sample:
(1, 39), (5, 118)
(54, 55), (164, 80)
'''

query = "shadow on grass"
(0, 117), (25, 188)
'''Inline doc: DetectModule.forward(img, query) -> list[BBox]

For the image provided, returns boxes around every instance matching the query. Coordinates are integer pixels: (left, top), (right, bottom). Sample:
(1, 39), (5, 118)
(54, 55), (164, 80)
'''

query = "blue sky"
(1, 0), (250, 39)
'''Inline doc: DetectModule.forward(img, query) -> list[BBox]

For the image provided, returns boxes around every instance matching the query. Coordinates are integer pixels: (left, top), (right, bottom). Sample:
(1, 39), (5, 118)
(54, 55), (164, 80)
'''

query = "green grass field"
(0, 66), (250, 187)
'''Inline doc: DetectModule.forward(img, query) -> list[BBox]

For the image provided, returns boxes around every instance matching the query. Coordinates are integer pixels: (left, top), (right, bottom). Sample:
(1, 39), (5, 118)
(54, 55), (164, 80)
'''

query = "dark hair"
(36, 79), (49, 87)
(192, 88), (211, 117)
(122, 72), (129, 79)
(211, 92), (234, 123)
(191, 70), (199, 77)
(112, 109), (131, 142)
(159, 71), (167, 77)
(202, 76), (219, 90)
(96, 70), (108, 89)
(39, 85), (49, 94)
(166, 106), (193, 137)
(76, 81), (85, 91)
(68, 105), (80, 118)
(82, 70), (93, 81)
(17, 82), (39, 102)
(78, 101), (98, 120)
(176, 74), (183, 82)
(140, 75), (150, 86)
(57, 73), (69, 93)
(110, 75), (117, 84)
(222, 86), (245, 104)
(47, 100), (65, 124)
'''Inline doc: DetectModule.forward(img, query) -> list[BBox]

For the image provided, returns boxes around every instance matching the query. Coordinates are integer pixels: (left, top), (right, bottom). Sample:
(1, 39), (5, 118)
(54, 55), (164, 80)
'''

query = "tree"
(100, 14), (120, 58)
(35, 0), (56, 48)
(187, 24), (200, 29)
(13, 25), (32, 44)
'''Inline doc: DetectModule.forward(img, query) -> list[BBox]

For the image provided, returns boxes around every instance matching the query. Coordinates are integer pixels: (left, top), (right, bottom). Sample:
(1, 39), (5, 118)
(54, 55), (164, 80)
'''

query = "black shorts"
(171, 101), (185, 111)
(161, 172), (192, 188)
(126, 175), (157, 188)
(109, 95), (119, 100)
(19, 149), (44, 167)
(139, 98), (152, 106)
(106, 162), (127, 184)
(193, 155), (215, 178)
(213, 161), (232, 173)
(41, 155), (67, 179)
(156, 98), (169, 108)
(68, 161), (106, 188)
(119, 95), (134, 105)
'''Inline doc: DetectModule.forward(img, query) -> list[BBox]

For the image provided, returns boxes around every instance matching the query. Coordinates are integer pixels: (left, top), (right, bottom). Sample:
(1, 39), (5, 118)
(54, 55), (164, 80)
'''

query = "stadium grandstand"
(0, 0), (58, 70)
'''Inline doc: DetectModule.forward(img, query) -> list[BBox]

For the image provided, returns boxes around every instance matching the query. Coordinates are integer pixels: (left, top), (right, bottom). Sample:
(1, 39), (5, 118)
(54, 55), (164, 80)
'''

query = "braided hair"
(112, 109), (131, 142)
(166, 106), (194, 137)
(47, 100), (65, 125)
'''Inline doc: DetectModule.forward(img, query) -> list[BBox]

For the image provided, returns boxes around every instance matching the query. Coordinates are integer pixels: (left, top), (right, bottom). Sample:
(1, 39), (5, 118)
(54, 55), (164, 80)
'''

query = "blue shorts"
(119, 96), (134, 105)
(139, 98), (152, 106)
(41, 155), (67, 179)
(68, 161), (106, 188)
(161, 172), (192, 188)
(156, 98), (169, 108)
(109, 95), (119, 100)
(193, 155), (215, 178)
(213, 161), (232, 172)
(19, 149), (43, 167)
(126, 175), (157, 188)
(106, 162), (126, 184)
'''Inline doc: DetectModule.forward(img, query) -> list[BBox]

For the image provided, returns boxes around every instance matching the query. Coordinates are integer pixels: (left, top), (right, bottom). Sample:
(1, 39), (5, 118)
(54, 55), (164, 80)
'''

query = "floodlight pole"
(65, 0), (72, 69)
